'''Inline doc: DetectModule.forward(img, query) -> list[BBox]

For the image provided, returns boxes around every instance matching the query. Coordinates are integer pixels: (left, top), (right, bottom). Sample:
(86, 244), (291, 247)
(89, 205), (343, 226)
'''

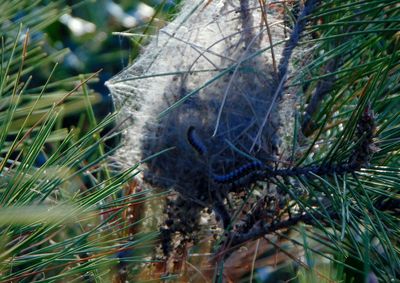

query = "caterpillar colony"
(106, 0), (382, 280)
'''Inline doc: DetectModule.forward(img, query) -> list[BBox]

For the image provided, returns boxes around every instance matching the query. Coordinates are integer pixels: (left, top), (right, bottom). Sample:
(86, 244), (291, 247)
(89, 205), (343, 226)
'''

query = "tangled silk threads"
(106, 0), (287, 189)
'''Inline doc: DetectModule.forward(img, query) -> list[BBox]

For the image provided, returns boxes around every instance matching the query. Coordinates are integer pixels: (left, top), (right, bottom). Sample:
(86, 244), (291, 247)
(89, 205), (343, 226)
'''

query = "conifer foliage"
(0, 0), (399, 282)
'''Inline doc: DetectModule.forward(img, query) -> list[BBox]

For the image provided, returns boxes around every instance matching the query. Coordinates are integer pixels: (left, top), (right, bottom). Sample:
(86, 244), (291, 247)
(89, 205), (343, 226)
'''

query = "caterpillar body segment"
(187, 126), (208, 156)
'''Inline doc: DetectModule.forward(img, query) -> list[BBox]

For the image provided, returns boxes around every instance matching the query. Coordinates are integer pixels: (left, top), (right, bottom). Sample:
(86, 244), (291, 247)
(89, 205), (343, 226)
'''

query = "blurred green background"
(0, 1), (178, 281)
(39, 0), (178, 126)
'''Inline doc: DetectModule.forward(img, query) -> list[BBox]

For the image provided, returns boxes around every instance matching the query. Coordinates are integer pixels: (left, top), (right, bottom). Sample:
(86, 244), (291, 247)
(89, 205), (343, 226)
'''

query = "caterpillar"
(213, 161), (264, 184)
(213, 200), (231, 229)
(187, 126), (207, 156)
(274, 163), (356, 177)
(215, 162), (358, 187)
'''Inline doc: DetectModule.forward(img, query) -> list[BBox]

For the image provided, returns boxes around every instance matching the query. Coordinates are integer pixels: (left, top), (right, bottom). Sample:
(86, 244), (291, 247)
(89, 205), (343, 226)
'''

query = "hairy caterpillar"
(215, 162), (365, 187)
(187, 126), (207, 156)
(213, 161), (264, 184)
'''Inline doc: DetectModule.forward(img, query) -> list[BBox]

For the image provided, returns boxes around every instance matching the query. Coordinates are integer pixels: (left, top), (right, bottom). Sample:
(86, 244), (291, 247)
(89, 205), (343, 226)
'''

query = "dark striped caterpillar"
(212, 104), (378, 185)
(212, 162), (361, 185)
(272, 163), (357, 177)
(212, 161), (264, 184)
(187, 126), (207, 156)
